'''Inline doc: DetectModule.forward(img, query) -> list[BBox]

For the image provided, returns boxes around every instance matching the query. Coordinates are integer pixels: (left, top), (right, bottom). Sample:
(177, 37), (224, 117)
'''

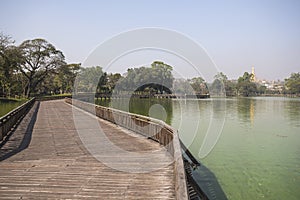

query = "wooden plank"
(0, 100), (178, 199)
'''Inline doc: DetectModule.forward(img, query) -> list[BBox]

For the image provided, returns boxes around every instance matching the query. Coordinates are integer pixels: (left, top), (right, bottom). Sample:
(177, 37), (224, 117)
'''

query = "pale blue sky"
(1, 0), (299, 80)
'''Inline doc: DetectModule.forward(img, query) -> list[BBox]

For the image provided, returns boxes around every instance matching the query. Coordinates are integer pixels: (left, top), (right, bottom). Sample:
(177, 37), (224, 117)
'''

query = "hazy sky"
(1, 0), (299, 80)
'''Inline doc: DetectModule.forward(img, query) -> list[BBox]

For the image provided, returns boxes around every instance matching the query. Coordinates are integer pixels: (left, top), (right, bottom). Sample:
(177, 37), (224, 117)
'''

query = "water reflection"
(198, 99), (226, 158)
(237, 98), (256, 125)
(170, 99), (226, 159)
(129, 98), (173, 124)
(95, 98), (173, 124)
(171, 99), (203, 151)
(283, 98), (300, 127)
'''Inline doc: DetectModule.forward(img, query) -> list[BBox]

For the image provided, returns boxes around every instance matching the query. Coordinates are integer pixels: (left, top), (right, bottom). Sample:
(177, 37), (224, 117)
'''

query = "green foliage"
(225, 81), (237, 96)
(173, 79), (194, 95)
(75, 66), (105, 93)
(0, 33), (21, 97)
(237, 72), (258, 96)
(210, 73), (226, 96)
(189, 77), (208, 94)
(257, 85), (267, 95)
(18, 38), (66, 97)
(56, 63), (81, 93)
(106, 73), (122, 94)
(211, 72), (237, 96)
(238, 72), (251, 83)
(214, 72), (228, 82)
(285, 72), (300, 94)
(116, 61), (174, 95)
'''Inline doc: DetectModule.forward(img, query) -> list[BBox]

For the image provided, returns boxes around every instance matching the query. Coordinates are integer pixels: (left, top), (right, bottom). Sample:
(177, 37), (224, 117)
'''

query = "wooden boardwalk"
(0, 100), (176, 199)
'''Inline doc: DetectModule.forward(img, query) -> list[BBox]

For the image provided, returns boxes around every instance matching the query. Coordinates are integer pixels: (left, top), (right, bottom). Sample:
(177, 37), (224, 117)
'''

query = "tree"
(225, 80), (237, 96)
(0, 33), (22, 97)
(285, 72), (300, 94)
(214, 72), (228, 82)
(18, 38), (65, 97)
(150, 61), (174, 93)
(106, 73), (122, 94)
(55, 63), (81, 94)
(189, 77), (208, 94)
(211, 72), (237, 96)
(210, 72), (227, 96)
(116, 61), (174, 95)
(257, 85), (267, 95)
(75, 66), (105, 93)
(237, 72), (258, 96)
(173, 78), (194, 95)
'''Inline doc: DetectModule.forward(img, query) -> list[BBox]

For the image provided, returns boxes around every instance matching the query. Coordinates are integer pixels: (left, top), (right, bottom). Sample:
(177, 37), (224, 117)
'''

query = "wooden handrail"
(65, 97), (188, 200)
(0, 98), (35, 141)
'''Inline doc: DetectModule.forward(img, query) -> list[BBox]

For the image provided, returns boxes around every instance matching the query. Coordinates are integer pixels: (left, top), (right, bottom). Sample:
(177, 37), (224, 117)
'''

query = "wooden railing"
(65, 98), (188, 200)
(0, 98), (35, 141)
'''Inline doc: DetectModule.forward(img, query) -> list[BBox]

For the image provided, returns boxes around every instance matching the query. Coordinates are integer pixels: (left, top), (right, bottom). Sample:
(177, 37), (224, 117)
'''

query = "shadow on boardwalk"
(0, 102), (39, 161)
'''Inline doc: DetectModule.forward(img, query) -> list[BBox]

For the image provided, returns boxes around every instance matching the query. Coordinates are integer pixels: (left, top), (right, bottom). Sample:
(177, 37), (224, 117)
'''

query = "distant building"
(256, 79), (284, 93)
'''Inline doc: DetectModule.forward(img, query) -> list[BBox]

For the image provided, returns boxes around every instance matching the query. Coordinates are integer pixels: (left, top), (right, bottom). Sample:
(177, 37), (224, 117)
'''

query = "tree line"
(0, 33), (176, 98)
(1, 32), (299, 98)
(209, 71), (300, 97)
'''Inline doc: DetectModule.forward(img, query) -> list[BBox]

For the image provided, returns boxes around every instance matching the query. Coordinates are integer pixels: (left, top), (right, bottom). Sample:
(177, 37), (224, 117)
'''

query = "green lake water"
(0, 99), (27, 117)
(96, 97), (300, 200)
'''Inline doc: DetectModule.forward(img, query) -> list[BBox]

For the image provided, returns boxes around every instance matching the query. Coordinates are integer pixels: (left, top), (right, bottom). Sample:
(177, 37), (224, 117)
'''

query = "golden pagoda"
(250, 67), (256, 82)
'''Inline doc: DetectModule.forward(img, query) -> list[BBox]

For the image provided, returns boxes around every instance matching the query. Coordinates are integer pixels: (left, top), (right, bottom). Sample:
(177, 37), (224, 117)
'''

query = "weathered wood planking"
(66, 98), (188, 200)
(0, 100), (180, 199)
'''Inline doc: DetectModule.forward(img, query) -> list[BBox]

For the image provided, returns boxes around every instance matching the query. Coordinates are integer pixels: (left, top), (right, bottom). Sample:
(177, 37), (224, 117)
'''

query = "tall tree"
(173, 78), (194, 95)
(75, 66), (105, 93)
(210, 72), (227, 96)
(106, 73), (122, 94)
(285, 72), (300, 94)
(237, 72), (258, 96)
(18, 38), (65, 97)
(116, 61), (174, 94)
(0, 33), (22, 97)
(189, 77), (208, 94)
(225, 80), (237, 96)
(214, 72), (228, 82)
(211, 72), (237, 96)
(55, 63), (81, 94)
(150, 61), (174, 93)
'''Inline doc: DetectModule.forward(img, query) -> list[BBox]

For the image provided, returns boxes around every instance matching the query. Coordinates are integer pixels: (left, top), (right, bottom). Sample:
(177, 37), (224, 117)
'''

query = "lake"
(96, 97), (300, 200)
(0, 99), (27, 117)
